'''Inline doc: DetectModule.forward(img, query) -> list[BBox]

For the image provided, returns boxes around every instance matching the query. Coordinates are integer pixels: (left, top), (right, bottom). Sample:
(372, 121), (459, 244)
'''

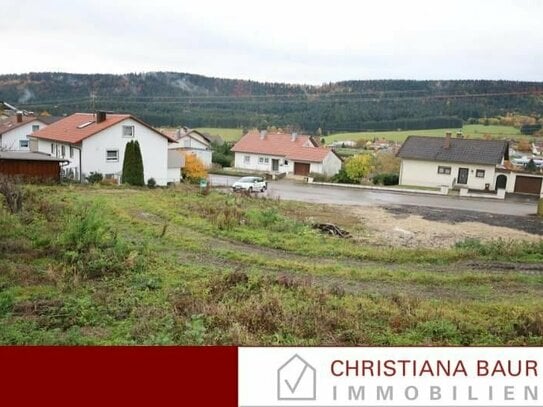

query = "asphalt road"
(209, 174), (539, 216)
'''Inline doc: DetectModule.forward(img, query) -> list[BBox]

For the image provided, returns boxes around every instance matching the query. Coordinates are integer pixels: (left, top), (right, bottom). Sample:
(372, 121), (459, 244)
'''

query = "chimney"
(96, 111), (107, 124)
(291, 132), (298, 142)
(260, 130), (267, 140)
(16, 112), (23, 123)
(444, 132), (452, 149)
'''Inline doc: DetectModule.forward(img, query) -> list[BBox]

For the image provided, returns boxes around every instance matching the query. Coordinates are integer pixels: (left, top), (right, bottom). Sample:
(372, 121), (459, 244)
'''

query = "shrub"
(373, 173), (399, 185)
(85, 172), (103, 184)
(331, 168), (356, 184)
(212, 152), (233, 168)
(344, 154), (374, 183)
(147, 178), (157, 188)
(183, 153), (207, 183)
(538, 199), (543, 217)
(57, 203), (140, 278)
(0, 175), (24, 213)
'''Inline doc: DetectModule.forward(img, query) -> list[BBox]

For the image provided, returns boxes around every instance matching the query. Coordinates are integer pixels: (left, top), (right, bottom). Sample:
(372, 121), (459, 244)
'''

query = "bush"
(147, 178), (157, 188)
(212, 151), (233, 168)
(85, 172), (103, 184)
(331, 168), (356, 184)
(183, 154), (207, 183)
(308, 172), (330, 182)
(373, 173), (399, 186)
(344, 154), (374, 183)
(538, 199), (543, 217)
(57, 203), (140, 279)
(0, 175), (24, 213)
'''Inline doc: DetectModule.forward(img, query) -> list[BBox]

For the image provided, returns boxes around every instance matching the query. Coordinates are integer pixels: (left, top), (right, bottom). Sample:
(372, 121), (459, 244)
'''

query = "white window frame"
(106, 149), (119, 162)
(264, 157), (269, 164)
(69, 146), (74, 158)
(244, 155), (250, 164)
(32, 124), (40, 132)
(258, 157), (264, 164)
(51, 143), (54, 154)
(61, 145), (66, 157)
(437, 166), (451, 175)
(475, 169), (485, 178)
(19, 139), (29, 148)
(122, 125), (135, 138)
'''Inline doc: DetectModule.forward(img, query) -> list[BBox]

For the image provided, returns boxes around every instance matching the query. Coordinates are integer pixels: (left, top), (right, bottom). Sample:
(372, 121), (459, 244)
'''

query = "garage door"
(293, 162), (310, 176)
(514, 176), (542, 195)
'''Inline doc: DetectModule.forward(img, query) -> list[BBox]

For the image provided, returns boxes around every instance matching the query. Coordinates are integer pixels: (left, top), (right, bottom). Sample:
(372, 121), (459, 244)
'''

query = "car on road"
(232, 176), (267, 192)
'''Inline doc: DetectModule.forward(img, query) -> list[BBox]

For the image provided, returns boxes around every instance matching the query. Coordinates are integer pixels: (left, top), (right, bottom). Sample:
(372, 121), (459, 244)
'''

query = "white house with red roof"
(231, 130), (342, 176)
(30, 111), (181, 185)
(0, 113), (50, 151)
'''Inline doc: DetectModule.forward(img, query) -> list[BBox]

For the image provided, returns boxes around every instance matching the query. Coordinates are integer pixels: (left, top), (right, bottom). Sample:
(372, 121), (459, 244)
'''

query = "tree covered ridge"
(1, 72), (542, 132)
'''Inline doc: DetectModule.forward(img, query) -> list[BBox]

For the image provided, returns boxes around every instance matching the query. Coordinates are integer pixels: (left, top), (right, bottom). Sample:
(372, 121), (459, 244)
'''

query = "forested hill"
(1, 72), (542, 133)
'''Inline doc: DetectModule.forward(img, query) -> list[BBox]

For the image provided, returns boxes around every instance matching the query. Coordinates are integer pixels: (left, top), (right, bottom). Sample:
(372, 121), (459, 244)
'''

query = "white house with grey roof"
(396, 133), (509, 192)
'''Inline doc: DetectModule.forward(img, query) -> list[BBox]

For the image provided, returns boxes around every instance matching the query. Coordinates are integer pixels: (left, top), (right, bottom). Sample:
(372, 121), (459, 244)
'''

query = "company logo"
(277, 354), (317, 401)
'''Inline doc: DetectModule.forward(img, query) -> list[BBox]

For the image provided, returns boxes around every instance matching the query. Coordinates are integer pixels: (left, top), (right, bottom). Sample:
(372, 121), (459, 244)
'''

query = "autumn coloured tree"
(344, 154), (375, 183)
(183, 153), (207, 183)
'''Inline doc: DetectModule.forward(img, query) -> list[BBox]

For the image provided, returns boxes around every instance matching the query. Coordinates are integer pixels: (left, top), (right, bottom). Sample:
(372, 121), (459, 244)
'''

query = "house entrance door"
(271, 159), (279, 171)
(457, 167), (469, 184)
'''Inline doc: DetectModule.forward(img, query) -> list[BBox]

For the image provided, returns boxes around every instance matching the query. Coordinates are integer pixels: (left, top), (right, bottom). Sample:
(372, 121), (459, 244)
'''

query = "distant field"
(196, 127), (243, 142)
(193, 124), (523, 144)
(326, 124), (522, 143)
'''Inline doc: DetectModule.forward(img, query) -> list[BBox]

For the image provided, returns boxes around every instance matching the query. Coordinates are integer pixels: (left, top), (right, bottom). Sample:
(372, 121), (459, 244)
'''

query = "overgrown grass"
(0, 184), (541, 345)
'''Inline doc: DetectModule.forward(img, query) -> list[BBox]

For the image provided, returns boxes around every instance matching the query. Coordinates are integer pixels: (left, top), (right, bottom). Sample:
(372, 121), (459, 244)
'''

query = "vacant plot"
(0, 185), (542, 345)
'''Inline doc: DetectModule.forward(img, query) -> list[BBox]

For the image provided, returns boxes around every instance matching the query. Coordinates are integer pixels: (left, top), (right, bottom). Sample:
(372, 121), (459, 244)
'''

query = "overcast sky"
(1, 0), (542, 84)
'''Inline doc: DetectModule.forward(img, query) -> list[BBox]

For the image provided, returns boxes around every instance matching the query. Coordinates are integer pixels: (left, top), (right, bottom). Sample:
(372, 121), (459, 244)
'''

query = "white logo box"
(239, 347), (542, 407)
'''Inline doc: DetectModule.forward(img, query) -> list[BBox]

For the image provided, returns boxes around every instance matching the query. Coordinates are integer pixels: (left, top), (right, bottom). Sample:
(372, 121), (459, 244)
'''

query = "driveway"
(209, 175), (539, 216)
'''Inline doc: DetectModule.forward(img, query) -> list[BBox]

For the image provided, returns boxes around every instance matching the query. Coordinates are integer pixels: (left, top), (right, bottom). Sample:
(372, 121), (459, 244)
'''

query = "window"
(264, 158), (269, 164)
(51, 143), (54, 154)
(284, 160), (289, 165)
(259, 157), (264, 164)
(70, 147), (74, 158)
(244, 155), (250, 164)
(61, 145), (66, 157)
(19, 140), (29, 148)
(32, 124), (39, 132)
(438, 166), (451, 175)
(476, 169), (485, 178)
(106, 150), (119, 162)
(122, 125), (135, 137)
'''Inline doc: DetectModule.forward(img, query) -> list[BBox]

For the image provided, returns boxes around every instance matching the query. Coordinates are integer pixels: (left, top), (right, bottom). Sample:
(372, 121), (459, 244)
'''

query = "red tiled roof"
(32, 113), (176, 144)
(0, 115), (45, 134)
(231, 130), (333, 163)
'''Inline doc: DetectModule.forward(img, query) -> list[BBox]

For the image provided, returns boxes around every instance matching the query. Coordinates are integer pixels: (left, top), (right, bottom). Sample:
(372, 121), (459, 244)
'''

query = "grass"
(189, 124), (523, 144)
(195, 127), (243, 142)
(0, 184), (542, 345)
(326, 124), (522, 143)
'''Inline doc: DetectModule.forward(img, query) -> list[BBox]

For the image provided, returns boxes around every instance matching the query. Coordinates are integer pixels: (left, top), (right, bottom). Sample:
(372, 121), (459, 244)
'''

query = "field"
(326, 124), (522, 143)
(192, 125), (523, 144)
(196, 127), (243, 142)
(1, 184), (543, 345)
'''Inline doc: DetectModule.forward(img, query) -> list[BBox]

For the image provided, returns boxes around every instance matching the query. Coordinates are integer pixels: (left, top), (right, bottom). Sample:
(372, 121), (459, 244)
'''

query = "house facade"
(397, 134), (510, 192)
(31, 112), (179, 185)
(0, 113), (48, 151)
(232, 130), (342, 176)
(166, 127), (212, 168)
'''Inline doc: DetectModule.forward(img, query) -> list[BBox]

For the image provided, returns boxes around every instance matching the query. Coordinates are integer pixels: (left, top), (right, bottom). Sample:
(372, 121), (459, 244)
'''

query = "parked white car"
(232, 176), (267, 192)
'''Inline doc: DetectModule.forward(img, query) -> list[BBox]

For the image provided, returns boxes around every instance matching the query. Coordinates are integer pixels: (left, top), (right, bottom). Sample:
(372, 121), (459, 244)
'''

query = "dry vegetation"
(0, 183), (542, 345)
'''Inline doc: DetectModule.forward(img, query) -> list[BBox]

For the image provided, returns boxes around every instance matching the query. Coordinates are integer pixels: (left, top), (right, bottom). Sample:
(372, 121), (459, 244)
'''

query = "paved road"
(209, 175), (539, 216)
